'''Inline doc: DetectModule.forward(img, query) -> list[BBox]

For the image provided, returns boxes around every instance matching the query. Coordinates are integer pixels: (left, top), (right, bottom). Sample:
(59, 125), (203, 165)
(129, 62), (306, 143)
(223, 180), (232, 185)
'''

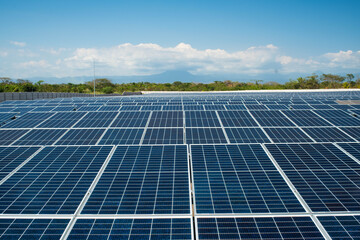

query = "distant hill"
(27, 70), (358, 84)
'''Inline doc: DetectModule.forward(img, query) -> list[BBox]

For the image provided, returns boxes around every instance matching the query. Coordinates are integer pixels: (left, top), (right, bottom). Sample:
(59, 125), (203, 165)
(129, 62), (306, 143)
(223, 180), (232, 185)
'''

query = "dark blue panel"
(111, 112), (150, 127)
(68, 218), (192, 240)
(143, 128), (183, 144)
(218, 111), (258, 127)
(18, 146), (112, 173)
(98, 128), (143, 145)
(12, 129), (67, 145)
(197, 217), (324, 240)
(148, 111), (183, 127)
(314, 110), (360, 126)
(0, 147), (39, 176)
(264, 128), (313, 143)
(225, 128), (270, 143)
(1, 112), (54, 128)
(303, 127), (355, 142)
(186, 128), (227, 144)
(55, 129), (105, 145)
(0, 172), (97, 214)
(318, 215), (360, 240)
(0, 218), (69, 240)
(266, 143), (360, 171)
(282, 110), (332, 126)
(250, 111), (295, 127)
(0, 129), (29, 145)
(185, 111), (220, 127)
(74, 112), (118, 128)
(338, 143), (360, 160)
(37, 112), (86, 128)
(340, 127), (360, 141)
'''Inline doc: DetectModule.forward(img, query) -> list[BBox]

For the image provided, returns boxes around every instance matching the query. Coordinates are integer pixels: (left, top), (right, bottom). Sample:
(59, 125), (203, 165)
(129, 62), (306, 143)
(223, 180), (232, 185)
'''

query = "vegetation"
(0, 73), (359, 94)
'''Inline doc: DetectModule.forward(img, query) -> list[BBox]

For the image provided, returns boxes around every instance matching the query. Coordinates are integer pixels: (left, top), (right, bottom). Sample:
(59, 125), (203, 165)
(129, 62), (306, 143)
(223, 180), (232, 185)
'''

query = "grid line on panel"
(0, 129), (30, 146)
(95, 111), (120, 145)
(139, 111), (153, 145)
(60, 146), (117, 240)
(335, 143), (360, 165)
(246, 110), (274, 143)
(215, 111), (230, 144)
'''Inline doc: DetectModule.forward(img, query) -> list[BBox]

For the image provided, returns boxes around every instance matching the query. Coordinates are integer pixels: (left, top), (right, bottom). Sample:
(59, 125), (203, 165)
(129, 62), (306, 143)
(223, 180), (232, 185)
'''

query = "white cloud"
(0, 51), (8, 57)
(3, 43), (360, 78)
(10, 41), (26, 47)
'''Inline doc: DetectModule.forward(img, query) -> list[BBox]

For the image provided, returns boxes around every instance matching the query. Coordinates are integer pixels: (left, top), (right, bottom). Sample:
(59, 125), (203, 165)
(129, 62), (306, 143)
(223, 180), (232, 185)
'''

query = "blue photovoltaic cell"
(98, 105), (121, 111)
(55, 129), (105, 145)
(68, 218), (192, 240)
(245, 104), (268, 110)
(77, 106), (101, 111)
(37, 112), (86, 128)
(0, 172), (97, 214)
(314, 110), (360, 126)
(143, 128), (184, 144)
(184, 105), (204, 111)
(0, 129), (29, 145)
(141, 105), (162, 111)
(340, 127), (360, 141)
(52, 106), (76, 111)
(31, 106), (56, 112)
(217, 111), (258, 127)
(0, 147), (39, 176)
(302, 127), (355, 142)
(191, 144), (304, 213)
(0, 113), (15, 124)
(318, 215), (360, 240)
(250, 111), (295, 127)
(1, 112), (54, 128)
(18, 146), (112, 173)
(82, 145), (190, 214)
(266, 143), (360, 171)
(264, 128), (313, 143)
(111, 112), (150, 127)
(338, 143), (360, 160)
(281, 110), (332, 126)
(148, 111), (183, 127)
(197, 217), (324, 240)
(74, 112), (118, 128)
(12, 129), (67, 145)
(186, 128), (227, 144)
(0, 218), (69, 240)
(162, 105), (183, 111)
(310, 104), (334, 109)
(120, 105), (141, 111)
(289, 104), (313, 110)
(204, 105), (226, 110)
(284, 169), (360, 212)
(225, 128), (270, 143)
(225, 105), (246, 110)
(265, 104), (289, 110)
(185, 111), (220, 127)
(98, 128), (143, 145)
(105, 145), (188, 173)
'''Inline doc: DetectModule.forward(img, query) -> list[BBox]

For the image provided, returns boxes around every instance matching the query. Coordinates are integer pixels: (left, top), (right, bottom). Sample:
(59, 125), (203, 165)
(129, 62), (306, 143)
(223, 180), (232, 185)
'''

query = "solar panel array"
(0, 90), (360, 239)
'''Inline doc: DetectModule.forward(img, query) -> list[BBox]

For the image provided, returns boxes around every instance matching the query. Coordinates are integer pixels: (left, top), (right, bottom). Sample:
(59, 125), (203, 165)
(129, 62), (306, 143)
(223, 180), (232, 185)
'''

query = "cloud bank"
(1, 43), (360, 78)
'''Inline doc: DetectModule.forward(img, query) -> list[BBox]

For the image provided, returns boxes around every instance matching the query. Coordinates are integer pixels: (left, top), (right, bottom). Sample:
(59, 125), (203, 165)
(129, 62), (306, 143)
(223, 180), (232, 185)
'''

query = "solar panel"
(218, 111), (258, 127)
(55, 129), (105, 145)
(185, 111), (221, 127)
(98, 105), (121, 111)
(184, 105), (204, 111)
(111, 112), (150, 127)
(264, 128), (313, 143)
(74, 112), (118, 128)
(148, 111), (183, 127)
(250, 111), (295, 127)
(82, 145), (190, 214)
(186, 128), (227, 144)
(245, 104), (268, 110)
(204, 105), (226, 110)
(191, 144), (304, 213)
(225, 104), (246, 110)
(0, 146), (39, 178)
(340, 127), (360, 141)
(337, 143), (360, 160)
(197, 217), (324, 240)
(1, 112), (54, 128)
(0, 113), (15, 125)
(77, 106), (101, 111)
(314, 110), (360, 126)
(224, 128), (270, 143)
(37, 112), (86, 128)
(0, 129), (29, 145)
(282, 110), (332, 126)
(12, 129), (67, 145)
(98, 128), (144, 145)
(162, 105), (183, 111)
(302, 127), (356, 142)
(0, 218), (69, 240)
(143, 128), (184, 144)
(68, 218), (192, 240)
(318, 215), (360, 240)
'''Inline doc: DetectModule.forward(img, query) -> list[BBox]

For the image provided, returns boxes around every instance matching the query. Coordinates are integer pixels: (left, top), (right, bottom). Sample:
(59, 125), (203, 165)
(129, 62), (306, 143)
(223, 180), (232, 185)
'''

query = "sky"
(0, 0), (359, 81)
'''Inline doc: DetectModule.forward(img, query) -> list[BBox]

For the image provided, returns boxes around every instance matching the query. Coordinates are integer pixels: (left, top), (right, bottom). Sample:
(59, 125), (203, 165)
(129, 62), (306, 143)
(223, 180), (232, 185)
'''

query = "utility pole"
(93, 59), (96, 97)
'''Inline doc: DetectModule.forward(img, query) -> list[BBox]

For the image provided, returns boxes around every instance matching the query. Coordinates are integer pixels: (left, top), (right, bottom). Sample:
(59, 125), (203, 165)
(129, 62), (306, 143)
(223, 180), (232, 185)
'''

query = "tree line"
(0, 73), (359, 94)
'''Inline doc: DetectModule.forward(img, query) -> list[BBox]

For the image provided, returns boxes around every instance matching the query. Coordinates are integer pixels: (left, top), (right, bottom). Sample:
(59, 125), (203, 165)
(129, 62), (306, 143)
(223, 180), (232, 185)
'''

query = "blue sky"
(0, 0), (359, 80)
